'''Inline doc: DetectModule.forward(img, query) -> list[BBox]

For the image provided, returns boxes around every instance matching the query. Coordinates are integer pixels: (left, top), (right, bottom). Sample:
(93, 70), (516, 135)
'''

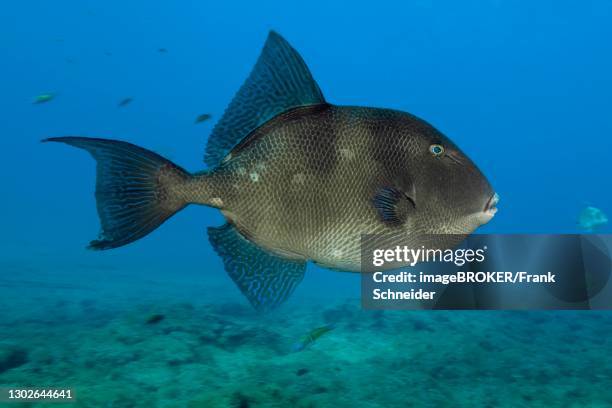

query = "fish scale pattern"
(202, 104), (492, 271)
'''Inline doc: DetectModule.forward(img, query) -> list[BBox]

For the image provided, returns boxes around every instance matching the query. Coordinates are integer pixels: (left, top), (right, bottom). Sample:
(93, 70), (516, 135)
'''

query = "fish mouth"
(484, 193), (500, 216)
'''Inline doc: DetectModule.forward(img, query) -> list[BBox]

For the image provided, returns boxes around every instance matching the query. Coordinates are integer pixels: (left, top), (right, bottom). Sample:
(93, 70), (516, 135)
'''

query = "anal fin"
(207, 224), (306, 311)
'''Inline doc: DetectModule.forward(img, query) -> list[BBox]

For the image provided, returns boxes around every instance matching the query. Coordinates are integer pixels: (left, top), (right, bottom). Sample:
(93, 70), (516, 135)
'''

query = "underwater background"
(2, 0), (612, 406)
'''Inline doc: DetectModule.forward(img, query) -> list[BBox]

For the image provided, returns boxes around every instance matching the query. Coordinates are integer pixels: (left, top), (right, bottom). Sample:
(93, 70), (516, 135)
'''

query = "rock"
(145, 314), (165, 325)
(0, 344), (28, 373)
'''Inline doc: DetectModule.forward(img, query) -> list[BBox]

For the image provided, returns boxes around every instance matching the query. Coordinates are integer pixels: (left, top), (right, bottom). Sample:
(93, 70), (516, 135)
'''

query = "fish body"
(292, 324), (334, 351)
(204, 103), (494, 271)
(578, 206), (608, 231)
(45, 32), (497, 311)
(34, 93), (55, 104)
(118, 97), (133, 107)
(195, 113), (212, 124)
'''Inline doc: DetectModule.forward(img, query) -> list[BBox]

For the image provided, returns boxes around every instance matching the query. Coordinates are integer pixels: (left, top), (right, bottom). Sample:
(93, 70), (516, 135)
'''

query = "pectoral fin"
(207, 223), (306, 311)
(373, 185), (416, 227)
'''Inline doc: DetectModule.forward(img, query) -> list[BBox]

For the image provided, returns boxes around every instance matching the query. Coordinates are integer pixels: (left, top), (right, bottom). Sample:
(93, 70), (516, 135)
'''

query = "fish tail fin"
(43, 136), (193, 250)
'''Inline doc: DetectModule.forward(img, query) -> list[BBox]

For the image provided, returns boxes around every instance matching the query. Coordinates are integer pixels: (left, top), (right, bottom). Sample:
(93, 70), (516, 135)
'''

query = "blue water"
(1, 1), (612, 407)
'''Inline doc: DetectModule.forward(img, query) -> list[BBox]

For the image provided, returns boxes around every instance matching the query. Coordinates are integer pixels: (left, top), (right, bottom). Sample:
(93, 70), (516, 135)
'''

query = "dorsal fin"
(204, 31), (326, 167)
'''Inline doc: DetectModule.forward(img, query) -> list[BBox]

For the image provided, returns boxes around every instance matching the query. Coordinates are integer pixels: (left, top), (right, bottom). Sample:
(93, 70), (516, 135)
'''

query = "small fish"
(578, 206), (608, 232)
(33, 93), (55, 104)
(158, 48), (168, 54)
(145, 314), (165, 324)
(104, 51), (112, 57)
(292, 325), (334, 352)
(45, 31), (497, 312)
(118, 97), (132, 107)
(194, 113), (211, 124)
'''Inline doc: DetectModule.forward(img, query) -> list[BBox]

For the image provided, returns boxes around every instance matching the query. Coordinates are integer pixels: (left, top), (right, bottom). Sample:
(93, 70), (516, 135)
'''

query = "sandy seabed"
(1, 289), (612, 408)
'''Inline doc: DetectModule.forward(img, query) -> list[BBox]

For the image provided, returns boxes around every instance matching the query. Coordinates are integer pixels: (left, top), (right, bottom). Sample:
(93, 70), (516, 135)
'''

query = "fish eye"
(429, 144), (445, 157)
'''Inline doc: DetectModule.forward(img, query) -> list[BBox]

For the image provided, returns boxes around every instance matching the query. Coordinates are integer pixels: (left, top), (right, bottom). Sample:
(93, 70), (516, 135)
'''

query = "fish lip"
(484, 193), (500, 215)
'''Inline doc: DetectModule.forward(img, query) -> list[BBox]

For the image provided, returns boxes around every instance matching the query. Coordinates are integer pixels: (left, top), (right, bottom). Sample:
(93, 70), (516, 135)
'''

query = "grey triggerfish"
(44, 31), (497, 311)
